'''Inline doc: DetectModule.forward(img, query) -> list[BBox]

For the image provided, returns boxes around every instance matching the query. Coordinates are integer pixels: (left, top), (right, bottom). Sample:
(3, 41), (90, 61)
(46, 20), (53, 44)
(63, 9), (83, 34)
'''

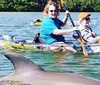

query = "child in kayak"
(77, 12), (100, 44)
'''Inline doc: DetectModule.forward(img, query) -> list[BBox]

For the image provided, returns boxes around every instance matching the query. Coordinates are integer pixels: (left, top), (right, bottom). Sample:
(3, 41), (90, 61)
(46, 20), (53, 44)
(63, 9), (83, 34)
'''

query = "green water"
(0, 48), (100, 80)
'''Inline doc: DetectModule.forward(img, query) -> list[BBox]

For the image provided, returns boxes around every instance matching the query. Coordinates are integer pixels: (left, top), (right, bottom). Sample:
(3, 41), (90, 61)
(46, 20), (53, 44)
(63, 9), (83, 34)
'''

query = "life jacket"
(81, 27), (96, 42)
(88, 27), (96, 38)
(73, 26), (97, 43)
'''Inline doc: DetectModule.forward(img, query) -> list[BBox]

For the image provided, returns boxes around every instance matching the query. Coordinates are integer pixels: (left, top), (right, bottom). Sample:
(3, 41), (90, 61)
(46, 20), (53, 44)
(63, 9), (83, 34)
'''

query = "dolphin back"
(4, 53), (44, 74)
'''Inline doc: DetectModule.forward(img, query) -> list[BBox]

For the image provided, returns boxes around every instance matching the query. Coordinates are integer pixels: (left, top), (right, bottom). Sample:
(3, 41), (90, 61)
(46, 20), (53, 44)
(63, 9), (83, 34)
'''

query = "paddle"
(60, 0), (88, 56)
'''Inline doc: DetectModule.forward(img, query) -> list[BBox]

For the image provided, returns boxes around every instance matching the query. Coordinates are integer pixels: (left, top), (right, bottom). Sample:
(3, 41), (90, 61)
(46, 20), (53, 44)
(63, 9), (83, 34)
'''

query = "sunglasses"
(84, 17), (90, 21)
(49, 10), (57, 12)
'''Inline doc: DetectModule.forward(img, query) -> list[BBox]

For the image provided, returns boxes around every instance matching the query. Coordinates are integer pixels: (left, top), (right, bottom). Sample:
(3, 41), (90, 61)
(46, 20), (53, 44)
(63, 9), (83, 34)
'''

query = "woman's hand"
(72, 27), (78, 31)
(65, 10), (69, 16)
(62, 10), (69, 26)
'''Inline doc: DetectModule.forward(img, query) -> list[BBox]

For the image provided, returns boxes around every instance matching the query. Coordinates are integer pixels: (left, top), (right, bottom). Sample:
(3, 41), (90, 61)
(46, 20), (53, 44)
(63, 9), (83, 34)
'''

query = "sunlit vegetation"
(0, 0), (99, 12)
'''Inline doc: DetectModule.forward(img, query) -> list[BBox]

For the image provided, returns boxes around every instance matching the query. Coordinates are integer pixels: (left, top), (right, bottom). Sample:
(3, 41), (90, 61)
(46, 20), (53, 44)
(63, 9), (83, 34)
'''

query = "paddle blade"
(78, 38), (88, 57)
(60, 0), (65, 6)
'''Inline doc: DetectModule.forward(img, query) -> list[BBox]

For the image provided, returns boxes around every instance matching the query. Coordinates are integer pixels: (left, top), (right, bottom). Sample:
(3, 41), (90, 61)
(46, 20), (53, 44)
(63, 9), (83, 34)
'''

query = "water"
(0, 12), (100, 80)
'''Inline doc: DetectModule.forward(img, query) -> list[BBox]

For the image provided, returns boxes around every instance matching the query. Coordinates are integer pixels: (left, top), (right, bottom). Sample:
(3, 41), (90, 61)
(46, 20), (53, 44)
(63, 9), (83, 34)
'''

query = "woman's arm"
(52, 27), (77, 35)
(62, 11), (69, 26)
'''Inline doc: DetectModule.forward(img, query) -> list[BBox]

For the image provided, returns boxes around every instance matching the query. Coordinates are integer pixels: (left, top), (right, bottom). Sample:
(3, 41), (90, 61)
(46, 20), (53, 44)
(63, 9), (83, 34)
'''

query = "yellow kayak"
(1, 34), (100, 53)
(30, 18), (42, 26)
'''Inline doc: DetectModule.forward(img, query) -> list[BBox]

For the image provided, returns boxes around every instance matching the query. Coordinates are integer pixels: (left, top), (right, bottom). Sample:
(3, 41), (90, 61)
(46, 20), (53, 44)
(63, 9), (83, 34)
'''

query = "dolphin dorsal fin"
(4, 53), (44, 74)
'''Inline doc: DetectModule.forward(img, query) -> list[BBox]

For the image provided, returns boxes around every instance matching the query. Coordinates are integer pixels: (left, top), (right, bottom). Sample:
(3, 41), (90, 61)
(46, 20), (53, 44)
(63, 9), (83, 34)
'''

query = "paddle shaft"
(63, 4), (81, 36)
(61, 2), (88, 56)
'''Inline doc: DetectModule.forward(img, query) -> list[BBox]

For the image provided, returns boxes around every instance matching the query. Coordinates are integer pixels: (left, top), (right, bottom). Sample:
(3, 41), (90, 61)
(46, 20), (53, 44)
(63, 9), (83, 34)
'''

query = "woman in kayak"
(40, 0), (77, 52)
(77, 12), (100, 44)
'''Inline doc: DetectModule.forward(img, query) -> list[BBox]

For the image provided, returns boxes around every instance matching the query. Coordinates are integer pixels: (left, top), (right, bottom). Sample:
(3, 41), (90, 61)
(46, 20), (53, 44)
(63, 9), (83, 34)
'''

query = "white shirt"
(78, 25), (95, 43)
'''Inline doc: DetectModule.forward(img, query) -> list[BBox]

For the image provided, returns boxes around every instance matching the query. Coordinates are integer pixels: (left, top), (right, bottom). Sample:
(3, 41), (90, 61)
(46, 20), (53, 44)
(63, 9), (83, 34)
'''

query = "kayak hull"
(1, 39), (100, 53)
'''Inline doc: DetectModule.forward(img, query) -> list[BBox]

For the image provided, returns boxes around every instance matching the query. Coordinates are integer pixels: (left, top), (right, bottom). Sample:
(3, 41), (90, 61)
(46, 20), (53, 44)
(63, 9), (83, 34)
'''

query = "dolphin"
(0, 53), (100, 85)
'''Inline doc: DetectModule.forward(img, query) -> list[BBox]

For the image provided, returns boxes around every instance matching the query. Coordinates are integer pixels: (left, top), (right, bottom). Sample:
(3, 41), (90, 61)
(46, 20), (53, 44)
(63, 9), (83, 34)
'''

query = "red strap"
(91, 32), (96, 38)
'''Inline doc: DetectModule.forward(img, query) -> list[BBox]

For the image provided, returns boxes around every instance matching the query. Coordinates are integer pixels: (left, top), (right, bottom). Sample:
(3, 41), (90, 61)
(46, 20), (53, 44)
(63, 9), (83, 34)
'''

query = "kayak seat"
(0, 35), (15, 41)
(72, 32), (81, 40)
(33, 33), (44, 44)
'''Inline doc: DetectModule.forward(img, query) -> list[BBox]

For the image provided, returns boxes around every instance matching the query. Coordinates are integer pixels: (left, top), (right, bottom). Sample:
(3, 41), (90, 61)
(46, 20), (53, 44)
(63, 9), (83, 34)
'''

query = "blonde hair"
(43, 0), (60, 16)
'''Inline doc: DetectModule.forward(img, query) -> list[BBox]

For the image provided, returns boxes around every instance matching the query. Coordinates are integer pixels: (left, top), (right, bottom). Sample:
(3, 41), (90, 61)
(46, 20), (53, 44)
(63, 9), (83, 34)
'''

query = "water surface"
(0, 12), (100, 80)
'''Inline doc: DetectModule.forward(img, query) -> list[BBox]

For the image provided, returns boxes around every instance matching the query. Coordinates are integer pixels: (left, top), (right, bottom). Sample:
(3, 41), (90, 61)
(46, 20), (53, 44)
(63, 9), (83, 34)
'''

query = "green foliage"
(0, 0), (13, 11)
(64, 0), (100, 12)
(93, 0), (100, 12)
(0, 0), (100, 12)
